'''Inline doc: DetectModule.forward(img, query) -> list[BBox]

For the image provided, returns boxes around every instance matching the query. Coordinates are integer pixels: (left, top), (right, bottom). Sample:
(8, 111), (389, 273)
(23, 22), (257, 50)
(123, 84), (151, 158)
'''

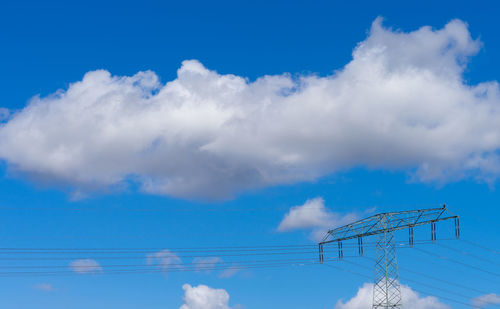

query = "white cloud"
(193, 257), (222, 273)
(218, 266), (239, 278)
(1, 18), (499, 199)
(69, 259), (102, 274)
(180, 284), (232, 309)
(278, 197), (357, 231)
(277, 197), (372, 241)
(335, 283), (449, 309)
(277, 197), (332, 231)
(33, 283), (54, 291)
(471, 293), (500, 308)
(147, 249), (182, 271)
(190, 257), (239, 277)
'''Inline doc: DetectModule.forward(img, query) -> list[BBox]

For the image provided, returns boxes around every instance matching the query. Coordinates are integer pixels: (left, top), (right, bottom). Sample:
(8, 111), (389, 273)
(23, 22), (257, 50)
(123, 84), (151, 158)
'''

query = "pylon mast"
(372, 216), (401, 308)
(318, 205), (459, 309)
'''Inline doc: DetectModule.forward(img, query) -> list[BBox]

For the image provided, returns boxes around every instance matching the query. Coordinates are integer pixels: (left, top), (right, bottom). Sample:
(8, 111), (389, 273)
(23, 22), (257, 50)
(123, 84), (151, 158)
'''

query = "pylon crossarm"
(319, 205), (458, 245)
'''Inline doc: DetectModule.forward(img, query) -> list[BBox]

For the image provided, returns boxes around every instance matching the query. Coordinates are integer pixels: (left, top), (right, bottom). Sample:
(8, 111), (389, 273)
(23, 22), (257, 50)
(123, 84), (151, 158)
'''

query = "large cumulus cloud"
(1, 18), (499, 199)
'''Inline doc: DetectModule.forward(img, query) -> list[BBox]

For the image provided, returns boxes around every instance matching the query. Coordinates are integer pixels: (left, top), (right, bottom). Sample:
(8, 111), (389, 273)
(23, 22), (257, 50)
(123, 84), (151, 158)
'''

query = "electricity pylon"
(319, 205), (459, 309)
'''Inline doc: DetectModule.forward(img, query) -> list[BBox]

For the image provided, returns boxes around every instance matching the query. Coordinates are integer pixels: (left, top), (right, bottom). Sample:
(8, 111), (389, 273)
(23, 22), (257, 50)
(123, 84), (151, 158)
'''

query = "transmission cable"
(321, 261), (472, 308)
(414, 247), (500, 279)
(360, 255), (495, 296)
(397, 247), (500, 286)
(436, 242), (500, 267)
(0, 239), (440, 252)
(339, 259), (491, 304)
(0, 257), (327, 270)
(460, 239), (500, 255)
(0, 260), (323, 277)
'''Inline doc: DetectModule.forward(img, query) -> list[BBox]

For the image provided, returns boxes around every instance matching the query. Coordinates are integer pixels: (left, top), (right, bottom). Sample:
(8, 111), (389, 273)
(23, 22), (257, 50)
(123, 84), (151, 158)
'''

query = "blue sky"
(1, 0), (500, 308)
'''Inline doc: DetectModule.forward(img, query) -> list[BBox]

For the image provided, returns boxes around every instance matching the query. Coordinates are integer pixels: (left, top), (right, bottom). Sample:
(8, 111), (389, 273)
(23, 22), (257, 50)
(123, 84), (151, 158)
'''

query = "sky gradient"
(1, 1), (500, 308)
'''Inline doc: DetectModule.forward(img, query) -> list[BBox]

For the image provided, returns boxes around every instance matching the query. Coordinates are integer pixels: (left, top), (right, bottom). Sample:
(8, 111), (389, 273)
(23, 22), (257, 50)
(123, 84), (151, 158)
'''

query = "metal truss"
(318, 204), (459, 309)
(373, 226), (401, 308)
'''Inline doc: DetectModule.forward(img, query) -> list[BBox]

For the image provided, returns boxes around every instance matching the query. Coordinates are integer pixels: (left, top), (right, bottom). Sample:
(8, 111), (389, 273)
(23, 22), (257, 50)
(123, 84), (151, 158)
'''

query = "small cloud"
(472, 293), (500, 308)
(147, 249), (182, 272)
(180, 283), (232, 309)
(33, 283), (54, 292)
(277, 197), (334, 232)
(69, 259), (102, 274)
(193, 257), (222, 273)
(219, 266), (239, 279)
(277, 197), (374, 241)
(364, 206), (377, 214)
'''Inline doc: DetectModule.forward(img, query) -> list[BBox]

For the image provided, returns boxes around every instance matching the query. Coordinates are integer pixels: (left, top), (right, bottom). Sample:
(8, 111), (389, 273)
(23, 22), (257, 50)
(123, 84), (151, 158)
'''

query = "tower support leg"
(372, 229), (402, 308)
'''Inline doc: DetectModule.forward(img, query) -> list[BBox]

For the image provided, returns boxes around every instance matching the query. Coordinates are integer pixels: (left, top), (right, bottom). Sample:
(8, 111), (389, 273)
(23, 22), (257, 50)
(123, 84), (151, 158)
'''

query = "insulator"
(318, 244), (324, 263)
(409, 227), (414, 247)
(455, 217), (460, 239)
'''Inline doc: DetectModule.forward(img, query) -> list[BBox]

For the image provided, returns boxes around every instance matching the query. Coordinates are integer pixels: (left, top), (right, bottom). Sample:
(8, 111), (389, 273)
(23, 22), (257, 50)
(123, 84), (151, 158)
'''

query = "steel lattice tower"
(318, 205), (459, 309)
(372, 218), (401, 308)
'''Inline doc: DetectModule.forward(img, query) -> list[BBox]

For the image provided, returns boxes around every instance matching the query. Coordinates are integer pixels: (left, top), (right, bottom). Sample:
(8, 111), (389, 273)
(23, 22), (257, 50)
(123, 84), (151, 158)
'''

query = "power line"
(405, 287), (474, 308)
(0, 242), (436, 261)
(340, 259), (492, 305)
(321, 261), (474, 308)
(398, 263), (495, 296)
(0, 239), (441, 254)
(322, 262), (371, 279)
(0, 260), (324, 277)
(362, 255), (496, 296)
(436, 242), (500, 267)
(0, 244), (317, 251)
(0, 248), (318, 254)
(414, 247), (500, 279)
(461, 239), (500, 255)
(0, 250), (318, 257)
(0, 257), (330, 269)
(398, 248), (500, 287)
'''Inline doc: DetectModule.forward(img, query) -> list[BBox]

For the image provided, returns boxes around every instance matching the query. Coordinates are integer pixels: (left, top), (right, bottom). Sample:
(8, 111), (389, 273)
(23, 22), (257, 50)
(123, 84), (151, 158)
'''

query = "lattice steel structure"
(372, 220), (401, 308)
(319, 205), (459, 309)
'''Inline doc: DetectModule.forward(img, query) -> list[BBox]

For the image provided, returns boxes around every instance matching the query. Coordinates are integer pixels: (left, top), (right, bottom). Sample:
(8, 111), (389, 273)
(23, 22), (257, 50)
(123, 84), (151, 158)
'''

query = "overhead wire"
(398, 263), (494, 296)
(460, 239), (500, 255)
(320, 239), (500, 307)
(436, 242), (500, 267)
(0, 262), (317, 277)
(0, 244), (318, 251)
(361, 255), (496, 296)
(0, 235), (497, 307)
(321, 261), (474, 308)
(337, 259), (500, 308)
(0, 239), (440, 254)
(414, 247), (500, 279)
(397, 244), (500, 287)
(338, 259), (491, 304)
(0, 250), (320, 259)
(0, 257), (330, 270)
(0, 248), (319, 254)
(0, 257), (338, 277)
